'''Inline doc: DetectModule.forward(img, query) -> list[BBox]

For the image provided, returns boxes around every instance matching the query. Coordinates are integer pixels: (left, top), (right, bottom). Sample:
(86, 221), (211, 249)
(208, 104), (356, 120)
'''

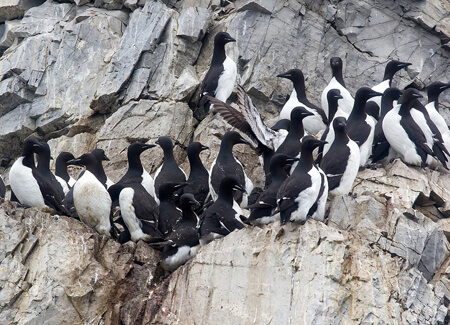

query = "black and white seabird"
(160, 193), (201, 272)
(316, 89), (343, 164)
(116, 142), (157, 200)
(32, 141), (69, 214)
(108, 182), (161, 243)
(408, 90), (449, 168)
(321, 57), (354, 117)
(91, 148), (114, 188)
(371, 87), (403, 164)
(209, 131), (253, 211)
(320, 117), (360, 196)
(199, 176), (246, 246)
(158, 182), (188, 237)
(183, 142), (210, 212)
(154, 136), (187, 205)
(0, 175), (5, 199)
(367, 60), (412, 114)
(208, 85), (289, 185)
(55, 151), (76, 195)
(68, 153), (112, 235)
(275, 106), (314, 172)
(383, 89), (435, 167)
(278, 69), (328, 135)
(346, 87), (382, 166)
(198, 32), (237, 115)
(425, 82), (450, 152)
(9, 138), (45, 208)
(246, 154), (299, 226)
(276, 136), (328, 225)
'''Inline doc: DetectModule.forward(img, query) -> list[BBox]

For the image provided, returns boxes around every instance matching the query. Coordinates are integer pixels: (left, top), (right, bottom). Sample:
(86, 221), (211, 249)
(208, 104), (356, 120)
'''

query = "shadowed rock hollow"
(0, 0), (449, 324)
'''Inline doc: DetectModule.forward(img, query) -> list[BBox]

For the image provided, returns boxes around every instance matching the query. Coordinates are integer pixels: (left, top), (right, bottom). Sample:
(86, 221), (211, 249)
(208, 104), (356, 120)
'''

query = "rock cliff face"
(0, 0), (449, 324)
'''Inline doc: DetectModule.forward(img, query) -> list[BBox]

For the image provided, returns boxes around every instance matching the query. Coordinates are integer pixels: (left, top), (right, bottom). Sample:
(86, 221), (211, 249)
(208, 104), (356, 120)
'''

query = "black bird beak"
(155, 140), (160, 145)
(50, 156), (54, 160)
(277, 72), (291, 79)
(239, 138), (251, 145)
(142, 144), (156, 150)
(103, 154), (110, 161)
(66, 158), (83, 167)
(440, 83), (450, 92)
(233, 184), (247, 194)
(286, 157), (300, 164)
(335, 94), (344, 100)
(304, 111), (315, 117)
(370, 91), (383, 98)
(399, 62), (412, 69)
(192, 198), (201, 207)
(226, 36), (236, 43)
(413, 93), (424, 99)
(201, 145), (209, 151)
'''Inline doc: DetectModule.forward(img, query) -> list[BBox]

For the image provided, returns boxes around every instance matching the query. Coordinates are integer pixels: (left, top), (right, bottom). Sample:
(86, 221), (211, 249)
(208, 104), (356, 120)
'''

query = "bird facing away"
(320, 117), (360, 196)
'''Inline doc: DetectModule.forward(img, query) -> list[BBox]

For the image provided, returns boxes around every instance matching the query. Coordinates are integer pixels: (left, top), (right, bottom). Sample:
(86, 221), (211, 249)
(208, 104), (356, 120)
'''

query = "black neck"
(36, 153), (50, 173)
(271, 165), (289, 185)
(22, 153), (35, 169)
(181, 207), (198, 224)
(328, 101), (339, 121)
(332, 66), (346, 87)
(55, 161), (70, 182)
(188, 151), (207, 174)
(211, 42), (226, 66)
(380, 95), (396, 119)
(218, 187), (234, 206)
(128, 153), (144, 175)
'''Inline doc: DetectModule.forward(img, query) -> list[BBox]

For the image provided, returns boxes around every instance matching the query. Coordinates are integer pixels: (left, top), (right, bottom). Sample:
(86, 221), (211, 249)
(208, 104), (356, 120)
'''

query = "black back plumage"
(371, 88), (402, 163)
(117, 142), (155, 186)
(33, 141), (69, 216)
(200, 176), (245, 242)
(277, 136), (325, 225)
(183, 142), (209, 212)
(91, 148), (110, 188)
(158, 182), (188, 237)
(210, 131), (251, 205)
(320, 117), (351, 191)
(0, 176), (5, 199)
(275, 106), (313, 158)
(246, 154), (299, 224)
(154, 136), (187, 204)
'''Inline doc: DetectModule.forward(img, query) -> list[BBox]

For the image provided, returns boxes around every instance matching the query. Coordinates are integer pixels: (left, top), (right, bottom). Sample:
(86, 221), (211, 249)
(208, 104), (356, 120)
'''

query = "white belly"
(330, 140), (360, 196)
(9, 157), (45, 208)
(56, 175), (70, 195)
(290, 167), (321, 223)
(215, 56), (237, 102)
(73, 171), (112, 235)
(358, 117), (376, 166)
(119, 187), (152, 242)
(321, 77), (354, 117)
(142, 169), (158, 202)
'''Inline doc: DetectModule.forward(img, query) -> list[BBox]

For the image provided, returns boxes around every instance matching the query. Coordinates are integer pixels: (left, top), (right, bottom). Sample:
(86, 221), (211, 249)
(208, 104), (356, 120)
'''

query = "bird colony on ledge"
(2, 32), (450, 273)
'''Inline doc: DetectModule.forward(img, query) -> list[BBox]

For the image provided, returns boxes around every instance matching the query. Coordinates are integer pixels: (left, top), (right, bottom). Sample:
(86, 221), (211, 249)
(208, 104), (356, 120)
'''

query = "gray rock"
(177, 7), (211, 42)
(0, 76), (34, 115)
(0, 0), (45, 23)
(91, 0), (173, 112)
(0, 20), (20, 53)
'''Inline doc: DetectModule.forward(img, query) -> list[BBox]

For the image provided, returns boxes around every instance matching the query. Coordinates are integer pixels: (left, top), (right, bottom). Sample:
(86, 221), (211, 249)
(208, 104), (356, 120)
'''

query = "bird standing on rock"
(320, 117), (360, 196)
(276, 136), (328, 225)
(278, 68), (328, 135)
(69, 153), (112, 235)
(199, 176), (246, 246)
(199, 32), (237, 116)
(321, 57), (354, 117)
(55, 151), (76, 195)
(158, 182), (188, 237)
(154, 136), (187, 205)
(209, 131), (253, 211)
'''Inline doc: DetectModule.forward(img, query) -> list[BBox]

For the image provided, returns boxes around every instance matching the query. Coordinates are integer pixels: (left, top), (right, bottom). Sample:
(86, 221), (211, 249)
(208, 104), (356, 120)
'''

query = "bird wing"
(237, 85), (279, 150)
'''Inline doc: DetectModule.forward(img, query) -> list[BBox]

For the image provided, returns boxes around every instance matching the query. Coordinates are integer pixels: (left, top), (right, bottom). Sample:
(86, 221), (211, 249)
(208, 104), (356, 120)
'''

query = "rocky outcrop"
(0, 0), (449, 324)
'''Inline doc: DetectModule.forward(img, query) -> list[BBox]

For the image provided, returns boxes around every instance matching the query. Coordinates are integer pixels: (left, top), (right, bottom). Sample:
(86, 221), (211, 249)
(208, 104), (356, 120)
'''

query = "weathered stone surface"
(177, 7), (211, 42)
(0, 20), (20, 53)
(91, 0), (173, 112)
(0, 0), (45, 23)
(0, 200), (161, 324)
(149, 221), (448, 324)
(97, 99), (195, 180)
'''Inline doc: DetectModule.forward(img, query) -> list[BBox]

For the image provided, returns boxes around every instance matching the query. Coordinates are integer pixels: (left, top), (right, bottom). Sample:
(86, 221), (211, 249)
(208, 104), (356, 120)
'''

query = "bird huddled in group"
(2, 30), (449, 274)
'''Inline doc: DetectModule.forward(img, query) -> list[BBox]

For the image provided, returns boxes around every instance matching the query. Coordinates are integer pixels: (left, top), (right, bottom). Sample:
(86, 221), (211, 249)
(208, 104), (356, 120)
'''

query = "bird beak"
(50, 156), (54, 160)
(277, 72), (291, 79)
(239, 138), (251, 145)
(233, 184), (247, 194)
(304, 111), (315, 117)
(286, 157), (300, 164)
(201, 145), (209, 151)
(66, 158), (83, 167)
(155, 140), (160, 145)
(192, 199), (201, 207)
(226, 36), (236, 43)
(335, 94), (343, 100)
(370, 91), (383, 98)
(399, 62), (412, 69)
(413, 93), (424, 99)
(103, 154), (110, 161)
(142, 144), (156, 150)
